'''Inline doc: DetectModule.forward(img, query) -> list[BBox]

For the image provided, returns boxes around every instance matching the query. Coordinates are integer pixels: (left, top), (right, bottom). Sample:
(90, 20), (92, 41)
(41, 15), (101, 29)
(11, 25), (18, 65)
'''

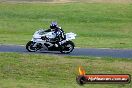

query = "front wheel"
(60, 41), (75, 54)
(26, 41), (37, 52)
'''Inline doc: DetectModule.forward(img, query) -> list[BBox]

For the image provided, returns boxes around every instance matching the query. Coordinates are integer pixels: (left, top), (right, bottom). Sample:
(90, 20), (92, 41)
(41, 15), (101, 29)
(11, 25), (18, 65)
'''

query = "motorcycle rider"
(45, 21), (66, 47)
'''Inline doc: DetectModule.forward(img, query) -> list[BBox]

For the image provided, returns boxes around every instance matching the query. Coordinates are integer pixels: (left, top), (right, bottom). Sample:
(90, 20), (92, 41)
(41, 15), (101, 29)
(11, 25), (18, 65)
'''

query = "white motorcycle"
(26, 29), (76, 54)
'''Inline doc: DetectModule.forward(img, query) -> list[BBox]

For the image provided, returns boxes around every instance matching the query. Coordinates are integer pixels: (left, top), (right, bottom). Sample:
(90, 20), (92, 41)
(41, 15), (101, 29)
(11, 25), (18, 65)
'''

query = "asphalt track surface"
(0, 45), (132, 58)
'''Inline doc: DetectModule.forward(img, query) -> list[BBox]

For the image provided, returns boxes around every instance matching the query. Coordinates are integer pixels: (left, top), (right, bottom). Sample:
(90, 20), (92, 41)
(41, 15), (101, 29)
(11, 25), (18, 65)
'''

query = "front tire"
(26, 41), (37, 52)
(60, 41), (75, 54)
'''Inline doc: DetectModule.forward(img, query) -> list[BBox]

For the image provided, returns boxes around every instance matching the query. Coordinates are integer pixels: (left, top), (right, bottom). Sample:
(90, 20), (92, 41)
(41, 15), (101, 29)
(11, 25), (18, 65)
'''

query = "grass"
(0, 3), (132, 48)
(0, 52), (132, 88)
(1, 0), (132, 3)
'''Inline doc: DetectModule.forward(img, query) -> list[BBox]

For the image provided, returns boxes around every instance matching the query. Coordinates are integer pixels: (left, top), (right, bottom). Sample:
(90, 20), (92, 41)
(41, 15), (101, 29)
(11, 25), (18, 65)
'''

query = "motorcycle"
(26, 29), (76, 54)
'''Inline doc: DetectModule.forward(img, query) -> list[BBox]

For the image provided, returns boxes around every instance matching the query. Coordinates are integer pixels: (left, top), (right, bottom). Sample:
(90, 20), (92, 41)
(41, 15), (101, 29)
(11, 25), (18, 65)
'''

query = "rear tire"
(26, 41), (37, 52)
(60, 41), (75, 54)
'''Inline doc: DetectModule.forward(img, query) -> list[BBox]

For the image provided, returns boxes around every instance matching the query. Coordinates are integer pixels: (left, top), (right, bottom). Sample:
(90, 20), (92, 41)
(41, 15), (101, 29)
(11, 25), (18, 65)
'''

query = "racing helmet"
(50, 21), (58, 29)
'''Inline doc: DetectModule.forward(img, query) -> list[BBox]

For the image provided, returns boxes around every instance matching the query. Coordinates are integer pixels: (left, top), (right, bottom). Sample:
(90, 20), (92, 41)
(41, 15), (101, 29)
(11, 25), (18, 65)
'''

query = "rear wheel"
(26, 41), (37, 52)
(60, 41), (74, 54)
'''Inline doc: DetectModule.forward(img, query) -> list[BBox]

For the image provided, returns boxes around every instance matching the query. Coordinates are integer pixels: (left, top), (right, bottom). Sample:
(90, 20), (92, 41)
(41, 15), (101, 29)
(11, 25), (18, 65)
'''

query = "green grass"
(0, 3), (132, 48)
(0, 53), (132, 88)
